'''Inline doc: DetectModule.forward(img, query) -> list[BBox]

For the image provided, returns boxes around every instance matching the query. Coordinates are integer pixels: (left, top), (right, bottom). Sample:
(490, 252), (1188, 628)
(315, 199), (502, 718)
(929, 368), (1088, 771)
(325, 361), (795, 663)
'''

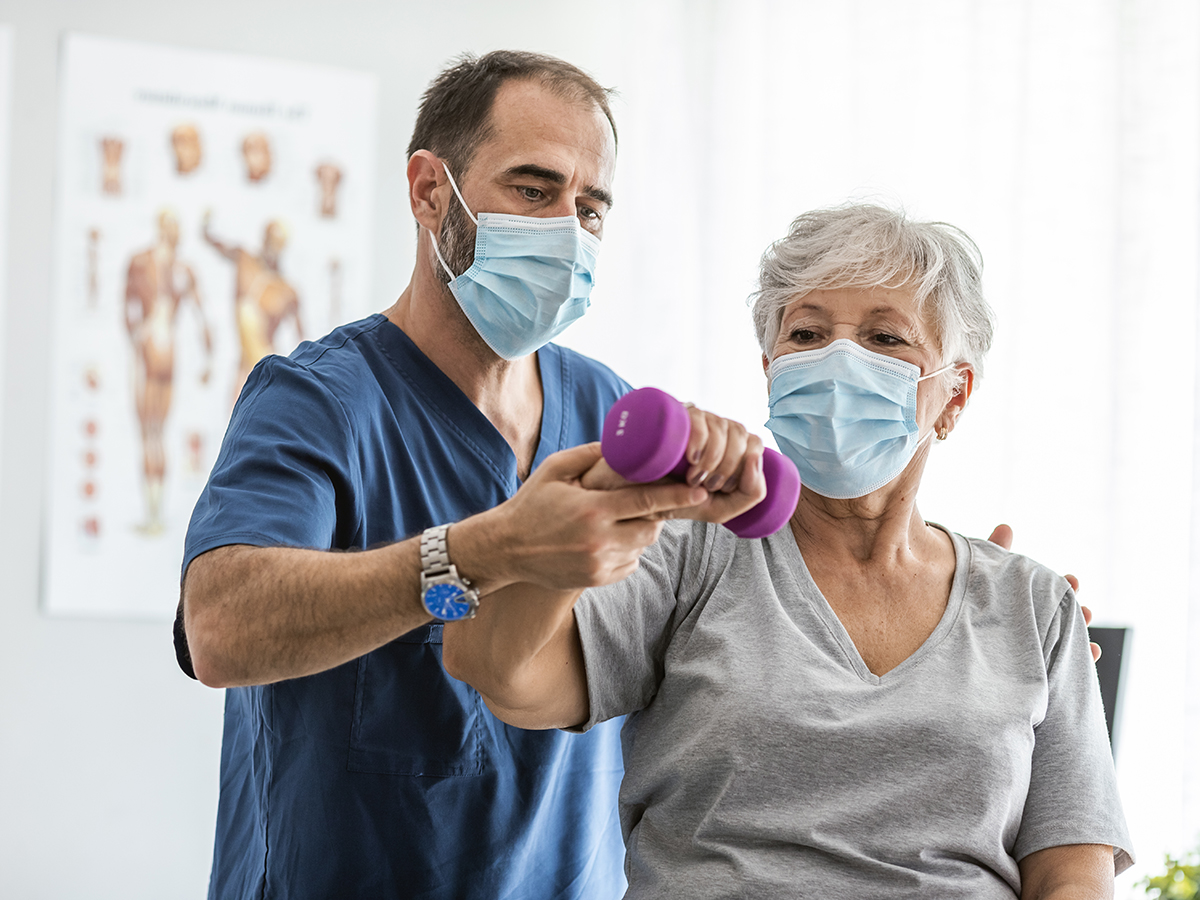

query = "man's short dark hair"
(406, 50), (617, 177)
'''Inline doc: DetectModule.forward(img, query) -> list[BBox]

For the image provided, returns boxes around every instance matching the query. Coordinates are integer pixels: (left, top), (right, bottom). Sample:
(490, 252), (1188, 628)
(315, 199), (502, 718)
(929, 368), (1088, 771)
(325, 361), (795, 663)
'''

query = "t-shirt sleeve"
(181, 356), (356, 578)
(571, 520), (707, 731)
(1014, 590), (1135, 873)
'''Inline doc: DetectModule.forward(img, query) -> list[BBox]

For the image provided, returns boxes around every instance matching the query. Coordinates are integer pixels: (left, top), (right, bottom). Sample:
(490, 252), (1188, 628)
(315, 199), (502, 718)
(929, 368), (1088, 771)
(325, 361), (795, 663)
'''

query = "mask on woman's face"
(429, 163), (600, 360)
(765, 339), (952, 499)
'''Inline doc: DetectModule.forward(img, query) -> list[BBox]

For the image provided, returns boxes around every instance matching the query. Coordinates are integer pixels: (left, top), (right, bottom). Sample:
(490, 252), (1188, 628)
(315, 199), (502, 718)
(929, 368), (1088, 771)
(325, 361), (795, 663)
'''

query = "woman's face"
(766, 284), (957, 434)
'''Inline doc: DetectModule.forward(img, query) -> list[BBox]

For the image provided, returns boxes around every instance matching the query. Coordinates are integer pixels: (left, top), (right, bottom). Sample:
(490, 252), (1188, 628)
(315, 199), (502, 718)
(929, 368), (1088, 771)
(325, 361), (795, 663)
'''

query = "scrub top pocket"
(347, 625), (485, 776)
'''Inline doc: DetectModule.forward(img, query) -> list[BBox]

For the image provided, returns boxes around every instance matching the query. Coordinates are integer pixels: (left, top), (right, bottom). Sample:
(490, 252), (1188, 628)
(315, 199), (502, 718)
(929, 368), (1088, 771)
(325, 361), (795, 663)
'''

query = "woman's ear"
(937, 364), (975, 438)
(953, 365), (975, 408)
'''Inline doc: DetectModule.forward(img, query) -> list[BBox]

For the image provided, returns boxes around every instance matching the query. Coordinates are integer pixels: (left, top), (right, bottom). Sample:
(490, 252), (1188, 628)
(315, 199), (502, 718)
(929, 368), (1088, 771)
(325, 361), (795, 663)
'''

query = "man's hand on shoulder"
(987, 523), (1100, 662)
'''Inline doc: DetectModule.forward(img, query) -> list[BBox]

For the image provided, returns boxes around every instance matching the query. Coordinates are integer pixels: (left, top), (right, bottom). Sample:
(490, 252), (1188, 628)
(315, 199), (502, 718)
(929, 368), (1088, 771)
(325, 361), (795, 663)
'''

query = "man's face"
(435, 78), (617, 283)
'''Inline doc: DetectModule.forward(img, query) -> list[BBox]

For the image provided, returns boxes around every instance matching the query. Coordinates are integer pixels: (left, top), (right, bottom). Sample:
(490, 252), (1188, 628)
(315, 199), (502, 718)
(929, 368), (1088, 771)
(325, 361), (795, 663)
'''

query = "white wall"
(1, 1), (1195, 897)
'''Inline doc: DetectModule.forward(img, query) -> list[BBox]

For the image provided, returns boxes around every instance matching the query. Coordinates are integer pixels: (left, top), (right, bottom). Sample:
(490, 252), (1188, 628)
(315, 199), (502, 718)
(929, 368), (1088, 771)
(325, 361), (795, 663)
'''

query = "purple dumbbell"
(601, 387), (801, 539)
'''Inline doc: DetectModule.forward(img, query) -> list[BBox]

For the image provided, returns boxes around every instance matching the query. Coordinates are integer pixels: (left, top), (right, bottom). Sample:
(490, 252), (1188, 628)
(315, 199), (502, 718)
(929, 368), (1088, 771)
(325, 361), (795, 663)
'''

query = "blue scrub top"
(183, 315), (630, 900)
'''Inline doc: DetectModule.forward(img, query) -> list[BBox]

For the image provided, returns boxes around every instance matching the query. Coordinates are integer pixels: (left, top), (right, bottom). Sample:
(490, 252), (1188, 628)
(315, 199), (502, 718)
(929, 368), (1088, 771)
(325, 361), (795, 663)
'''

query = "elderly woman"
(444, 205), (1133, 899)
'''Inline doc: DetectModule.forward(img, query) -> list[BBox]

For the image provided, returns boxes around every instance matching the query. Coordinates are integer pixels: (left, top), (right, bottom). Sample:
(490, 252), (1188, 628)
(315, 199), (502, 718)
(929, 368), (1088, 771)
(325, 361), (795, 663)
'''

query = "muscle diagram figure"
(315, 162), (342, 217)
(241, 132), (272, 182)
(100, 137), (124, 195)
(124, 209), (213, 535)
(203, 213), (303, 403)
(171, 123), (203, 175)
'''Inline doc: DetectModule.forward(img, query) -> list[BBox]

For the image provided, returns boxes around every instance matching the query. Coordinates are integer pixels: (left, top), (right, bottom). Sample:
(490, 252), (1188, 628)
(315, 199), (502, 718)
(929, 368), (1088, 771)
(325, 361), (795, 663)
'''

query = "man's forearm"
(180, 443), (716, 689)
(179, 495), (600, 688)
(183, 539), (429, 687)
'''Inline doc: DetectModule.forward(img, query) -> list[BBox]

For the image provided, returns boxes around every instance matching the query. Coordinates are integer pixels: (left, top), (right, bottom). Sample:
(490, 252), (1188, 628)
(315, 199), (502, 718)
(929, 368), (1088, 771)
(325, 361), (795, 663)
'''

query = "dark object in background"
(1088, 626), (1128, 755)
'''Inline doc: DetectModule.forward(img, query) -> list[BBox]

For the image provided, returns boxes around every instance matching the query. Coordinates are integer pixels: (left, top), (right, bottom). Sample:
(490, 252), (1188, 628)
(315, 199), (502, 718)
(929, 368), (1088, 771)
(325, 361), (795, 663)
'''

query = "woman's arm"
(1018, 843), (1114, 900)
(442, 583), (590, 730)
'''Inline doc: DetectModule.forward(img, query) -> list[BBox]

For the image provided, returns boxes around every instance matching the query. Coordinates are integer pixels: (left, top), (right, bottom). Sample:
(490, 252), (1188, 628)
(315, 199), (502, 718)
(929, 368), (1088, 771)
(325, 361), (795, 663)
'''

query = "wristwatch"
(419, 524), (481, 621)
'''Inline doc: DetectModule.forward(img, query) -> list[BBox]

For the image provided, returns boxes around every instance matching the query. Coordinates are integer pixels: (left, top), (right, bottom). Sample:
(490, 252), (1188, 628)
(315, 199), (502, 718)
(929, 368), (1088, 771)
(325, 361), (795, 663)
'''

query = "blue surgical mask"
(765, 339), (952, 499)
(429, 163), (600, 360)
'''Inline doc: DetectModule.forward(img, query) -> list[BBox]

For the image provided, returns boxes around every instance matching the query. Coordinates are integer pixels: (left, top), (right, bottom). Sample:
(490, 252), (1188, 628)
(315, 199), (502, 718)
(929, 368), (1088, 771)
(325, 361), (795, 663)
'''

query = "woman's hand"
(581, 407), (768, 525)
(679, 404), (764, 494)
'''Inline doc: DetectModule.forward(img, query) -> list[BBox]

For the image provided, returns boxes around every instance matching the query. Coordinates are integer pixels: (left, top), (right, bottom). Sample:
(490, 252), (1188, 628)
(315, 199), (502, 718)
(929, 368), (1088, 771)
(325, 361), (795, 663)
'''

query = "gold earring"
(937, 426), (949, 441)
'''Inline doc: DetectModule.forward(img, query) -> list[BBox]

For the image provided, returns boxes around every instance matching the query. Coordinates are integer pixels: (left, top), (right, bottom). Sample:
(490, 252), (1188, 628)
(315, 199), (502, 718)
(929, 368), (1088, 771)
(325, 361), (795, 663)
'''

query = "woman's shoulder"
(951, 531), (1076, 647)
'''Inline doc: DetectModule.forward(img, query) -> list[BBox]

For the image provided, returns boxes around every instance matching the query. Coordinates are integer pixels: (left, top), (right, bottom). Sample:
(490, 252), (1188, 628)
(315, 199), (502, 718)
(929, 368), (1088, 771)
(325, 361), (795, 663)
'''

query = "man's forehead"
(480, 81), (616, 180)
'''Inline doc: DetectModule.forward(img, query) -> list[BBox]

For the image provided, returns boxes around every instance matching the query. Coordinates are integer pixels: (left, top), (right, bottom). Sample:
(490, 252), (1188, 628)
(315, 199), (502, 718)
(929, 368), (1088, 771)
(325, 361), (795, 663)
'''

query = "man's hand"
(986, 523), (1100, 662)
(458, 443), (712, 594)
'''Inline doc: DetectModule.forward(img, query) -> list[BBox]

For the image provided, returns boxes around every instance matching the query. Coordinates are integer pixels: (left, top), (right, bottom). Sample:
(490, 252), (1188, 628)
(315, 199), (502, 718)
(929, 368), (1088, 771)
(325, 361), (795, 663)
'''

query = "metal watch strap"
(420, 524), (455, 579)
(419, 524), (480, 622)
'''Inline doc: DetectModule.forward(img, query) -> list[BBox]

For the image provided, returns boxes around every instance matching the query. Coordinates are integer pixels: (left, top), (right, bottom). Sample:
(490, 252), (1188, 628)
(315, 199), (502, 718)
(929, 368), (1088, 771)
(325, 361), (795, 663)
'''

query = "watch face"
(423, 582), (471, 621)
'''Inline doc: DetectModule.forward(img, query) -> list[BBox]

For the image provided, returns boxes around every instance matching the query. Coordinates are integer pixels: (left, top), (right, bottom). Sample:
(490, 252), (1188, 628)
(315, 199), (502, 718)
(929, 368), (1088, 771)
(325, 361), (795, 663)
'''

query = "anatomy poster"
(44, 34), (377, 617)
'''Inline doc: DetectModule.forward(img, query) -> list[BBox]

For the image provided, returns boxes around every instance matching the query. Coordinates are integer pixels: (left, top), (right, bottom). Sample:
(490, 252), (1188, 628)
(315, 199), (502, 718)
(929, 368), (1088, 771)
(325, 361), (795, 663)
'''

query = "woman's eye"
(790, 328), (819, 343)
(873, 332), (905, 346)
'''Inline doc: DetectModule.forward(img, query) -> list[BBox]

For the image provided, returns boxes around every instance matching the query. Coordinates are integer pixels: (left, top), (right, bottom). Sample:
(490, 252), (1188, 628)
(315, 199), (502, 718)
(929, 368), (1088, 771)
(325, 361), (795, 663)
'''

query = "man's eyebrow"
(583, 185), (614, 209)
(503, 164), (614, 209)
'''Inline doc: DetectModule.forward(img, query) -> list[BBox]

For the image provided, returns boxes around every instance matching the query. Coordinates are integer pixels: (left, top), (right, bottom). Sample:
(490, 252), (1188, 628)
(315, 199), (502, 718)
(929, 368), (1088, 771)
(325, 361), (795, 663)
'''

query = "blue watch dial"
(423, 582), (471, 621)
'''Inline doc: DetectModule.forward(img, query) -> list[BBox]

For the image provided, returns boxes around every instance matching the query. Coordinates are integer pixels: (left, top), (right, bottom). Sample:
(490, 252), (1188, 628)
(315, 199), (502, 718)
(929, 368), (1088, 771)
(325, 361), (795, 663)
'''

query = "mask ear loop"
(428, 161), (479, 281)
(441, 163), (478, 226)
(917, 361), (957, 383)
(917, 360), (960, 443)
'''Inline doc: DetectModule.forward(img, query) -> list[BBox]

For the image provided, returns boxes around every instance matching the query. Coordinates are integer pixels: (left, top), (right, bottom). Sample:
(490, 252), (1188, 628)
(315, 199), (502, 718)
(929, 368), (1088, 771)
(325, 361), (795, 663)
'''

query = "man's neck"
(384, 270), (545, 479)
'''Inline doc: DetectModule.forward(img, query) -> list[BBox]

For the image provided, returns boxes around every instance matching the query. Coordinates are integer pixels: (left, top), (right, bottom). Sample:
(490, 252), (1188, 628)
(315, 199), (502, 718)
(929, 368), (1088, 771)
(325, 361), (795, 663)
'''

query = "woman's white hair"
(751, 204), (995, 385)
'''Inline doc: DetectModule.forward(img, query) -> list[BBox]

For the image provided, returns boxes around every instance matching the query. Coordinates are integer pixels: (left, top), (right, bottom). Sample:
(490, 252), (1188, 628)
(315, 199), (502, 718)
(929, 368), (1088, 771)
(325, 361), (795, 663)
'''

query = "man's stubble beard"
(437, 198), (476, 286)
(436, 192), (500, 361)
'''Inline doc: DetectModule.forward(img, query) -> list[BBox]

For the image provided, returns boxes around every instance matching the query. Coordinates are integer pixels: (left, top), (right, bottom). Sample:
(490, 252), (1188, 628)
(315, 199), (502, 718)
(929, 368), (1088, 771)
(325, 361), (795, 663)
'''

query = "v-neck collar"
(372, 315), (568, 494)
(773, 524), (970, 685)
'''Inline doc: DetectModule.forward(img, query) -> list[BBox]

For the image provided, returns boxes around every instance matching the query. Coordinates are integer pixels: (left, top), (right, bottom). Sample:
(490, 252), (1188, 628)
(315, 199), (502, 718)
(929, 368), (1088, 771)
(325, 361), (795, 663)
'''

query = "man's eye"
(578, 205), (600, 221)
(520, 186), (544, 201)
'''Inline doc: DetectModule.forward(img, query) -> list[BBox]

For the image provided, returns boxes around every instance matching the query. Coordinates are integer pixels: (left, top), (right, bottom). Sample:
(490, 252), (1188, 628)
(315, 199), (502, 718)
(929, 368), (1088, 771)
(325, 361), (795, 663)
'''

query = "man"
(124, 208), (212, 534)
(202, 213), (303, 404)
(177, 51), (759, 899)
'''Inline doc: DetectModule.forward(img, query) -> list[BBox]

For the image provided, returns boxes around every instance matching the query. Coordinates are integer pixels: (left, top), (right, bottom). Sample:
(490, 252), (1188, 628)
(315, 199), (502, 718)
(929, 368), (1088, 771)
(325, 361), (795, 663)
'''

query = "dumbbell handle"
(601, 387), (800, 539)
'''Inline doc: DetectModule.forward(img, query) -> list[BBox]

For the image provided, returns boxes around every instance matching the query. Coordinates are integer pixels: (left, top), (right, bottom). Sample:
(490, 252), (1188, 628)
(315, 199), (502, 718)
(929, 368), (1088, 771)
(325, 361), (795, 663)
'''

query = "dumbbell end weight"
(602, 387), (692, 483)
(724, 448), (801, 539)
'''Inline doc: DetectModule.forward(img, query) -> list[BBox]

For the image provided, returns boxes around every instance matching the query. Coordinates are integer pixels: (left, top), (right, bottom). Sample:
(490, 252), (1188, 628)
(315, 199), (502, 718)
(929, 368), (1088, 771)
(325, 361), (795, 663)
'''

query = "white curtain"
(563, 0), (1200, 883)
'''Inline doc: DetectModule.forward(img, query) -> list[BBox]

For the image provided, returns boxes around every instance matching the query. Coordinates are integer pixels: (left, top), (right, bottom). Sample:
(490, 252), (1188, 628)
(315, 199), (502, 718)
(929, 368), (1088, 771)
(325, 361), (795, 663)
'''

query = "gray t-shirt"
(574, 520), (1133, 899)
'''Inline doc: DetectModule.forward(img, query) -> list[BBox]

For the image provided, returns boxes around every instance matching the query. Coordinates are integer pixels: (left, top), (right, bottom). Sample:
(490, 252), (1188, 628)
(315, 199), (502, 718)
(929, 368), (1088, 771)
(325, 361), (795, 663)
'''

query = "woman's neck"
(790, 474), (941, 569)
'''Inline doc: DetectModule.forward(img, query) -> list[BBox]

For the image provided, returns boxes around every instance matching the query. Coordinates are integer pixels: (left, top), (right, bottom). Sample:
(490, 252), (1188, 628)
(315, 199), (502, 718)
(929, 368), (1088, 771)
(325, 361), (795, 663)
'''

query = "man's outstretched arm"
(182, 440), (763, 688)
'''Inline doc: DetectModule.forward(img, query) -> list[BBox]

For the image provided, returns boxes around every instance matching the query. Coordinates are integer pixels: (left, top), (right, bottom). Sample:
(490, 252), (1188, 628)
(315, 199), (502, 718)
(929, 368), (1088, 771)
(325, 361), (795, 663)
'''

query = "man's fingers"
(1066, 574), (1080, 594)
(606, 481), (708, 521)
(987, 523), (1013, 550)
(536, 442), (604, 482)
(579, 457), (630, 492)
(1077, 603), (1101, 662)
